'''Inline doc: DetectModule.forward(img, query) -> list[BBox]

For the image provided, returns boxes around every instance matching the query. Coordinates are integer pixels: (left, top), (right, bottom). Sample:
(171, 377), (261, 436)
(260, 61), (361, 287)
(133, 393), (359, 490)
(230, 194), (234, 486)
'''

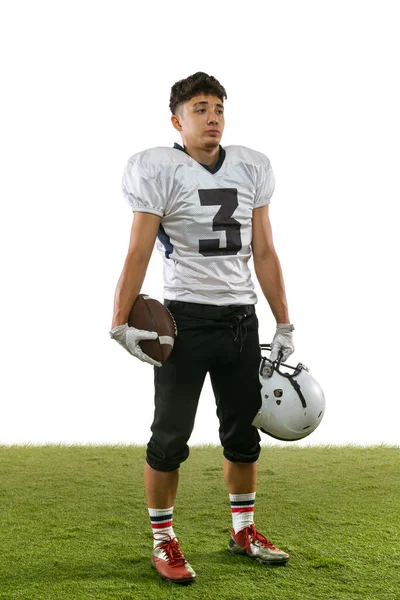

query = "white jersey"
(122, 144), (275, 306)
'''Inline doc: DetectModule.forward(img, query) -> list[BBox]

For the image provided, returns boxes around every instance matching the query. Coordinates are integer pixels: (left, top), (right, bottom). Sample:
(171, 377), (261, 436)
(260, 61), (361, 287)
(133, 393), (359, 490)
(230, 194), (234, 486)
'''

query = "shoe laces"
(247, 524), (277, 550)
(154, 534), (186, 568)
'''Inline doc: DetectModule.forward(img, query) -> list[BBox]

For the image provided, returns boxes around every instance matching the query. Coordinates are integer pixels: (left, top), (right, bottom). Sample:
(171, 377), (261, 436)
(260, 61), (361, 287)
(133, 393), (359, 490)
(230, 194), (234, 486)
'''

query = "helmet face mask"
(252, 345), (325, 441)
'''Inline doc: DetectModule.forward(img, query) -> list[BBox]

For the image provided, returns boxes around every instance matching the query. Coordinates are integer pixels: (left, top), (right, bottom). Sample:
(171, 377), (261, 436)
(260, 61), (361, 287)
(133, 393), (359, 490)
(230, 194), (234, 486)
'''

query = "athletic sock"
(148, 506), (176, 548)
(229, 492), (256, 534)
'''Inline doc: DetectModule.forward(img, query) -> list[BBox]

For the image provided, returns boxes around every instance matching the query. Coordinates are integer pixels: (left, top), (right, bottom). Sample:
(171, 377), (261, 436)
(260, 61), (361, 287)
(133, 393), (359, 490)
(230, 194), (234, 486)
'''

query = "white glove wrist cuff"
(276, 323), (295, 332)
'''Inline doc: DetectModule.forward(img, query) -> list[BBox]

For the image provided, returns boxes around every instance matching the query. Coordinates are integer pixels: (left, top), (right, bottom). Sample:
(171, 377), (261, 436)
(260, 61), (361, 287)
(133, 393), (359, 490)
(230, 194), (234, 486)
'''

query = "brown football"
(128, 294), (177, 362)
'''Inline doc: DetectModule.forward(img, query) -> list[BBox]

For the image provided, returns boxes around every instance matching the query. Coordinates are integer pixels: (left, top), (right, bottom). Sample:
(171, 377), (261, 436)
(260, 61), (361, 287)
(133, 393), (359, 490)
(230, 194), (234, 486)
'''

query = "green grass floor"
(0, 445), (399, 600)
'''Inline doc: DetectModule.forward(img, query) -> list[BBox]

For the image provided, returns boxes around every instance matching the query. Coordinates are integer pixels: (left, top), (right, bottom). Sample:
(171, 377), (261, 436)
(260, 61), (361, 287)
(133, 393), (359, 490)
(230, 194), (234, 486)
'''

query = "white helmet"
(252, 344), (325, 441)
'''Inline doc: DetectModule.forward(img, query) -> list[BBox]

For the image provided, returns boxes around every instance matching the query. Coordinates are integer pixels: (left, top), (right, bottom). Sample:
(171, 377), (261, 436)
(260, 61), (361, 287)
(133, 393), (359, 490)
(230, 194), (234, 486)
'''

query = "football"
(128, 294), (177, 362)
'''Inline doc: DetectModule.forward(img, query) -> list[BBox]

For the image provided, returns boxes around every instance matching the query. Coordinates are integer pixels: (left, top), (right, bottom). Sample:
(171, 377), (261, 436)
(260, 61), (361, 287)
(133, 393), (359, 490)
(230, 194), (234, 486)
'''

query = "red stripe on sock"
(231, 507), (255, 513)
(151, 520), (173, 529)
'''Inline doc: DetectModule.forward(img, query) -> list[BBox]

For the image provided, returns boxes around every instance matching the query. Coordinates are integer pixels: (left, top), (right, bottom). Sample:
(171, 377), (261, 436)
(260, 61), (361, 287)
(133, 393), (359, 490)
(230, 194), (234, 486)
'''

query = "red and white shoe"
(152, 535), (196, 584)
(228, 524), (290, 564)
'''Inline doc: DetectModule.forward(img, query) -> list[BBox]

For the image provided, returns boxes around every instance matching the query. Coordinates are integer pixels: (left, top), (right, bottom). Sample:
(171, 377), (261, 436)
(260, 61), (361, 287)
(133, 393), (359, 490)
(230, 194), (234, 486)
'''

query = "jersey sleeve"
(253, 158), (275, 208)
(122, 157), (166, 217)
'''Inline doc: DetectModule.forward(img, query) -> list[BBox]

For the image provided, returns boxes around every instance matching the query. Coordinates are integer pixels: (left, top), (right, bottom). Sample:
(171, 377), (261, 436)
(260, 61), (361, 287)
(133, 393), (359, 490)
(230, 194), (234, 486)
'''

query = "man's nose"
(207, 112), (218, 124)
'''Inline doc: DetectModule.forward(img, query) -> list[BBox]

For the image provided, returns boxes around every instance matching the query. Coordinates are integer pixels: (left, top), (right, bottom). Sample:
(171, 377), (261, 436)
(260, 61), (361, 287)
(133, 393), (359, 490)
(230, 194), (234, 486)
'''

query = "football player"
(110, 72), (294, 584)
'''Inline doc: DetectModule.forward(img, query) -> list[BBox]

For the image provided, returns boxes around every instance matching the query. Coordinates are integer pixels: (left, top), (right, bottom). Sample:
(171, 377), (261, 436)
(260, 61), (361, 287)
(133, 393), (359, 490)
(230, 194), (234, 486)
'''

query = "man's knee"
(146, 437), (190, 471)
(221, 428), (261, 464)
(223, 445), (261, 463)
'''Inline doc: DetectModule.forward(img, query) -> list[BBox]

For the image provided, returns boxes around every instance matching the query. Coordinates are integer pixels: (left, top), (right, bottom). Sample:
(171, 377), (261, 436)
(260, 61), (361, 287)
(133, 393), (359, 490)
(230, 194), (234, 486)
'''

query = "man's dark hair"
(169, 72), (227, 114)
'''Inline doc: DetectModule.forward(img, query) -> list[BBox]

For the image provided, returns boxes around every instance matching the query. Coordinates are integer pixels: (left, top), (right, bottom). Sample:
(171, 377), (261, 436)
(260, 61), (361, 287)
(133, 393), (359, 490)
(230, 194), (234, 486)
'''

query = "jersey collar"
(173, 142), (226, 174)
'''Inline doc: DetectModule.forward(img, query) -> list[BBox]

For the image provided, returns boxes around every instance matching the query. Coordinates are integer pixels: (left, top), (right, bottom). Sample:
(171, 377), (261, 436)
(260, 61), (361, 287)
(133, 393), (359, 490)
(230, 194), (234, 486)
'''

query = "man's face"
(172, 94), (225, 149)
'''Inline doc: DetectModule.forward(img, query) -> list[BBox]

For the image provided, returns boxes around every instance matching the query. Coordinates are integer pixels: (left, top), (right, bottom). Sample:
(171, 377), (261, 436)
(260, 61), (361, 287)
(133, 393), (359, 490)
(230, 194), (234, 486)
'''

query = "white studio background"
(1, 0), (399, 446)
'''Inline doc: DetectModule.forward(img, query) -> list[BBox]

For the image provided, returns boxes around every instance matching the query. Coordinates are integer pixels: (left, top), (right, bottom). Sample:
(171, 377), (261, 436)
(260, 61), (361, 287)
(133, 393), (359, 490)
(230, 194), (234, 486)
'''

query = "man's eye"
(197, 109), (205, 113)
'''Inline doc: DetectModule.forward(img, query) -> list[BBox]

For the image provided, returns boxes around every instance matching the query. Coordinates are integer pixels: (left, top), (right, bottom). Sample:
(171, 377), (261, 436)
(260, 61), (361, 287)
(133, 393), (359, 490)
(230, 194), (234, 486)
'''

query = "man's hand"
(110, 323), (162, 367)
(270, 324), (295, 363)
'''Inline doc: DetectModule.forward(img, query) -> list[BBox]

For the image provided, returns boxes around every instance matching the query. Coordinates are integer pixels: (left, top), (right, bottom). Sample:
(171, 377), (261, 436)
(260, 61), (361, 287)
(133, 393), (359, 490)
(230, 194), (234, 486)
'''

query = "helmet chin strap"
(287, 376), (307, 409)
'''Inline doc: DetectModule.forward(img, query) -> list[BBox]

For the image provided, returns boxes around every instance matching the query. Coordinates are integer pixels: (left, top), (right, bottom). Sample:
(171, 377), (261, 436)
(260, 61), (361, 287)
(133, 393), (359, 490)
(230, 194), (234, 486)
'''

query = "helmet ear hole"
(274, 389), (283, 398)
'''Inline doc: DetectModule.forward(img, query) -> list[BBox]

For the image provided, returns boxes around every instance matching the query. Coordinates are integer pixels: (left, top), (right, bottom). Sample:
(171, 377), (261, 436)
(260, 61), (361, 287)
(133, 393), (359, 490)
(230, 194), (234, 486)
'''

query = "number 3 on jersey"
(198, 188), (242, 257)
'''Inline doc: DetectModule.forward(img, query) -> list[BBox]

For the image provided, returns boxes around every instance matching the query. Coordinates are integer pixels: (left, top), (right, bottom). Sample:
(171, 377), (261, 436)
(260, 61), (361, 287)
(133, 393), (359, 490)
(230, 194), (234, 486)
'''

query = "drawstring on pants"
(230, 313), (248, 352)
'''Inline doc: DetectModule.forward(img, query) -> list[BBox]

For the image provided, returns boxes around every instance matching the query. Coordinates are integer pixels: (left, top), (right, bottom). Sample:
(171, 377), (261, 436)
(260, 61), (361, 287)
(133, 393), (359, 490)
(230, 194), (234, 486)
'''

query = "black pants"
(146, 300), (262, 472)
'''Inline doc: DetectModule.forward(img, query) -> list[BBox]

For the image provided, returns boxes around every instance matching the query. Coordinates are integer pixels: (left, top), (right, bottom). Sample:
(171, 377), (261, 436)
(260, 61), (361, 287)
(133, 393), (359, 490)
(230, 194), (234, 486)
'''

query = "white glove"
(110, 323), (162, 367)
(270, 324), (295, 363)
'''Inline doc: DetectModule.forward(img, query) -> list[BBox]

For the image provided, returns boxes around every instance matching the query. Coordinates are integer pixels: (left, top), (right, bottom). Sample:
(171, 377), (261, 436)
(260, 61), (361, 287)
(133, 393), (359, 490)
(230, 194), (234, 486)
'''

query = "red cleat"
(152, 535), (196, 584)
(228, 524), (289, 564)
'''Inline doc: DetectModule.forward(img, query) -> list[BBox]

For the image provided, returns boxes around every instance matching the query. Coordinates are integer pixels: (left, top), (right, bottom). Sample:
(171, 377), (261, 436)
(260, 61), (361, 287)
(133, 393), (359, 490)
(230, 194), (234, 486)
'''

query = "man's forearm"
(111, 253), (148, 328)
(254, 251), (290, 324)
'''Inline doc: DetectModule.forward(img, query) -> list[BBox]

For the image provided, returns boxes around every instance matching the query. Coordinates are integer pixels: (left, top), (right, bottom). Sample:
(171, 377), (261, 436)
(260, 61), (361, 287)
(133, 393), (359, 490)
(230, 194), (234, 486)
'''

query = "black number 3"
(198, 189), (242, 256)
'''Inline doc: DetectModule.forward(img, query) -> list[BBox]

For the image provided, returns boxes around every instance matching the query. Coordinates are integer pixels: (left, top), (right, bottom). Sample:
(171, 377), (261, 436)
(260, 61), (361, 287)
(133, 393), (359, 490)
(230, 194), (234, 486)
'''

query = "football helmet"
(252, 344), (325, 441)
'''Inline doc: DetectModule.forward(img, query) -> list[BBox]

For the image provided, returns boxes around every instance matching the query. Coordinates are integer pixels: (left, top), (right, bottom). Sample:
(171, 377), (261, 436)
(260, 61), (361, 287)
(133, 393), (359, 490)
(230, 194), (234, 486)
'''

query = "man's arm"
(252, 204), (290, 324)
(111, 212), (161, 328)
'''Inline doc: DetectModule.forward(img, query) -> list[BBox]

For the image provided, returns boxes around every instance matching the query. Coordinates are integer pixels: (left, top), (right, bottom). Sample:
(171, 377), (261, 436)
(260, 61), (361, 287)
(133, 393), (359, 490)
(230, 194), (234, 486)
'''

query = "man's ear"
(171, 114), (183, 132)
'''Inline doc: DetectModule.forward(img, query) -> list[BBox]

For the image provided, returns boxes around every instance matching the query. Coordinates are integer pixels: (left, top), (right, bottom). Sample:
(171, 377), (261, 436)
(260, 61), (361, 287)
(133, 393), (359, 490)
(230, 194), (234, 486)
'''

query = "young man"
(110, 72), (295, 585)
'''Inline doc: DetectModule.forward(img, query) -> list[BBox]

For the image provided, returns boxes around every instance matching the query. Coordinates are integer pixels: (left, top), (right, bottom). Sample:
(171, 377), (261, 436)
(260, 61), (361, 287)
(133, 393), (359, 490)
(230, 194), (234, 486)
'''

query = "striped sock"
(148, 506), (175, 548)
(229, 492), (256, 534)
